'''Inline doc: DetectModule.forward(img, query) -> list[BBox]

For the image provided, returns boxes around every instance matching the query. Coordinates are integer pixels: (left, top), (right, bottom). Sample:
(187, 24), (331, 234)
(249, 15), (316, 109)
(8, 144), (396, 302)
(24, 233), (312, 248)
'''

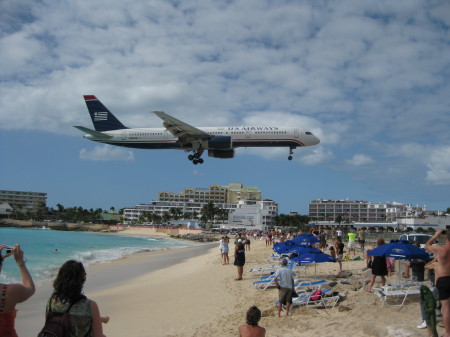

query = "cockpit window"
(306, 132), (313, 135)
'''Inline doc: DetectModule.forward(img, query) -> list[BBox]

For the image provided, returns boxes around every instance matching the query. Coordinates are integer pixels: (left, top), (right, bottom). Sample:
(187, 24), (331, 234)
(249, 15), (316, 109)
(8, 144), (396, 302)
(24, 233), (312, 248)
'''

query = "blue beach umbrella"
(273, 240), (298, 254)
(293, 233), (319, 246)
(293, 252), (337, 264)
(289, 246), (322, 256)
(367, 240), (430, 283)
(292, 251), (336, 277)
(367, 240), (430, 260)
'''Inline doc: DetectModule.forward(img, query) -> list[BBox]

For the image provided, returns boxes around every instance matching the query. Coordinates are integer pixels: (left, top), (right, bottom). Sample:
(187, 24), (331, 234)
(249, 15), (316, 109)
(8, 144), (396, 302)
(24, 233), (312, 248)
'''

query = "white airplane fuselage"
(84, 126), (319, 151)
(76, 95), (320, 163)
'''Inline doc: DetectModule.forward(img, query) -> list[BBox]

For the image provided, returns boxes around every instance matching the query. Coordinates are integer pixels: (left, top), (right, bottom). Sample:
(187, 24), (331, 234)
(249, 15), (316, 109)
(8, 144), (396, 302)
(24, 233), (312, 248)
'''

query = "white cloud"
(346, 154), (374, 166)
(79, 145), (134, 162)
(299, 147), (334, 165)
(0, 0), (448, 180)
(426, 146), (450, 185)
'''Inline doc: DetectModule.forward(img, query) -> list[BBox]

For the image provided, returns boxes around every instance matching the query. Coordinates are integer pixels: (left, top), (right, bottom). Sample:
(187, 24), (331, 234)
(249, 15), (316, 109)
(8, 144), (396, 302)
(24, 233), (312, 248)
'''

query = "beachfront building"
(0, 203), (13, 218)
(158, 183), (261, 204)
(308, 199), (427, 223)
(225, 199), (278, 232)
(123, 201), (238, 224)
(0, 190), (47, 213)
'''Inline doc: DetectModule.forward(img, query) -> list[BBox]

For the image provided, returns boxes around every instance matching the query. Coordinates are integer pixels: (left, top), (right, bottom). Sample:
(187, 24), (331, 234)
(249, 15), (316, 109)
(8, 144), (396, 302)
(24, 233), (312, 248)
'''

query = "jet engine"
(207, 136), (232, 149)
(208, 149), (235, 158)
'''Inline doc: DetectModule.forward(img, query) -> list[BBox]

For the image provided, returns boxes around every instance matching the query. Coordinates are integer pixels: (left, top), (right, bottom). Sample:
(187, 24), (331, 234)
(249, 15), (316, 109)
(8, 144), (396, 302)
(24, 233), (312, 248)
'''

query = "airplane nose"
(314, 136), (320, 145)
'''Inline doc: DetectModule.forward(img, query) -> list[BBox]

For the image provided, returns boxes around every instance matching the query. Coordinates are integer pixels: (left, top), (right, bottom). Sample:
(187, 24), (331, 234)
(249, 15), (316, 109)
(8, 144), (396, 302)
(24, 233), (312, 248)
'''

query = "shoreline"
(14, 240), (218, 337)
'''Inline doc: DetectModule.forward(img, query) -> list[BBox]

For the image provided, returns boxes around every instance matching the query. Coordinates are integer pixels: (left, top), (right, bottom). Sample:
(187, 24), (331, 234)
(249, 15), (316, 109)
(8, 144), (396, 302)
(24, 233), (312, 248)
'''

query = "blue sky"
(1, 0), (449, 214)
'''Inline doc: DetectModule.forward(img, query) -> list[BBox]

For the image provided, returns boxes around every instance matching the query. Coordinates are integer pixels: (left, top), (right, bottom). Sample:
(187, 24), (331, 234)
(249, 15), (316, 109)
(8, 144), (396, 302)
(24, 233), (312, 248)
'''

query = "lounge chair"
(275, 288), (343, 309)
(249, 260), (296, 277)
(248, 265), (278, 277)
(253, 277), (300, 290)
(295, 279), (328, 292)
(373, 284), (422, 307)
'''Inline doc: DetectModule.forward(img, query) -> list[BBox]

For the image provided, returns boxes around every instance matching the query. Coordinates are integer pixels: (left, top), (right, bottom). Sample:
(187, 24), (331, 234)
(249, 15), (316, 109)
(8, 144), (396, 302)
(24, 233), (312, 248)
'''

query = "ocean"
(0, 227), (193, 284)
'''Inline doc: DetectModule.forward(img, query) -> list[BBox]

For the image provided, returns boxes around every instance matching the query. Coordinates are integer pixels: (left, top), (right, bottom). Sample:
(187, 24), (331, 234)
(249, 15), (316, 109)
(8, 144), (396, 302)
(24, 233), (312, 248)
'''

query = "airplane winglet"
(74, 126), (113, 139)
(83, 95), (97, 101)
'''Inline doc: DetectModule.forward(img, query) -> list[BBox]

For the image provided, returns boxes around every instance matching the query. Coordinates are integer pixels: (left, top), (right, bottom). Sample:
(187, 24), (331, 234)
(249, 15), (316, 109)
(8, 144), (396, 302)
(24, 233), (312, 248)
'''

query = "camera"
(5, 247), (12, 254)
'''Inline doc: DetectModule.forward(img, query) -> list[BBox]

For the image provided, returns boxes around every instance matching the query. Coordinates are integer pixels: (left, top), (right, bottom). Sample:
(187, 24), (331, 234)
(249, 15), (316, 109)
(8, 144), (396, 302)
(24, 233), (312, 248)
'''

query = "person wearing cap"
(274, 258), (295, 317)
(234, 239), (246, 280)
(235, 233), (245, 245)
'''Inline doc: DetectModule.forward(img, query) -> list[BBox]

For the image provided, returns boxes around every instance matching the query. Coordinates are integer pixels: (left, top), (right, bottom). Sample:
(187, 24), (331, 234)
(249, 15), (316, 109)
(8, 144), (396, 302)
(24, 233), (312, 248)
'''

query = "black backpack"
(38, 296), (85, 337)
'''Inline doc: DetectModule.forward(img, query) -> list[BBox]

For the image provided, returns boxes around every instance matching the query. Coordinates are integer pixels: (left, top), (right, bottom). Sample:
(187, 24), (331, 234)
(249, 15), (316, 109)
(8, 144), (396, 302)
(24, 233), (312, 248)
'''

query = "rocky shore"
(0, 219), (111, 232)
(169, 232), (221, 243)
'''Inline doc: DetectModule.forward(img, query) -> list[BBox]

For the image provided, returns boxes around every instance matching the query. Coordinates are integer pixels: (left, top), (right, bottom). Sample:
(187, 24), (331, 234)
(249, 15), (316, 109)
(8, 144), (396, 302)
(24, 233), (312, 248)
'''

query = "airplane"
(74, 95), (320, 164)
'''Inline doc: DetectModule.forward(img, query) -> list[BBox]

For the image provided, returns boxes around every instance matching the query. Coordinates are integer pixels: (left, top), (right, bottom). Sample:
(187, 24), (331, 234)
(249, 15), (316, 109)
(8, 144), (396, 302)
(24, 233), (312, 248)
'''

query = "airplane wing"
(153, 111), (211, 141)
(74, 126), (113, 139)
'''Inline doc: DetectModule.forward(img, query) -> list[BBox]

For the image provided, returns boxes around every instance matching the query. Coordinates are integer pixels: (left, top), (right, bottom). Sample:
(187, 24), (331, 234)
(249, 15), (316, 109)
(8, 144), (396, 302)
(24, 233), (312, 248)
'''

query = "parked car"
(397, 233), (433, 248)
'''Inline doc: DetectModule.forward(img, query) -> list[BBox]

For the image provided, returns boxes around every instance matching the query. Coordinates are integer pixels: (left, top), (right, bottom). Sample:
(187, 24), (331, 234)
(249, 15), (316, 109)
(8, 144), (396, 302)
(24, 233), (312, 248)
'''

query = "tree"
(201, 202), (218, 225)
(162, 212), (170, 224)
(169, 207), (182, 220)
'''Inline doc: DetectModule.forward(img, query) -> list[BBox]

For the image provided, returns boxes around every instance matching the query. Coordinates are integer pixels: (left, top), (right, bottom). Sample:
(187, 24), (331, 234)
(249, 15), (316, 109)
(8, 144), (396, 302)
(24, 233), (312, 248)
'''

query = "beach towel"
(386, 257), (395, 276)
(310, 289), (322, 301)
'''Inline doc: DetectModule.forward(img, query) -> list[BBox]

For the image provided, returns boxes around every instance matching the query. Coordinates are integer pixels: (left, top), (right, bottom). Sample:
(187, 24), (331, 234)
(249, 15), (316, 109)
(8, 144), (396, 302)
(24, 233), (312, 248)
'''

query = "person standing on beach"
(0, 244), (35, 337)
(334, 239), (344, 272)
(367, 237), (388, 292)
(219, 236), (229, 265)
(239, 306), (265, 337)
(358, 227), (366, 252)
(274, 258), (295, 317)
(347, 230), (357, 255)
(336, 228), (343, 242)
(44, 260), (109, 337)
(234, 239), (246, 280)
(245, 234), (251, 251)
(425, 230), (450, 337)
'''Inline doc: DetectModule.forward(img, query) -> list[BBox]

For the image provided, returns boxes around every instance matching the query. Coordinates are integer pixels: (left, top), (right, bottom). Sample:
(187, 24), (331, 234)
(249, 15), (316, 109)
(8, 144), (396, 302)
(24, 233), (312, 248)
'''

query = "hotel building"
(0, 190), (47, 213)
(308, 199), (427, 223)
(158, 183), (262, 204)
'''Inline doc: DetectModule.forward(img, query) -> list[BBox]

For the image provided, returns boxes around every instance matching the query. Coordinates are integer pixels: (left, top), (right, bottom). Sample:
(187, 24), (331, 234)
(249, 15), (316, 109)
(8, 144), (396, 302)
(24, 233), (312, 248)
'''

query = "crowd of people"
(226, 227), (450, 336)
(0, 245), (109, 337)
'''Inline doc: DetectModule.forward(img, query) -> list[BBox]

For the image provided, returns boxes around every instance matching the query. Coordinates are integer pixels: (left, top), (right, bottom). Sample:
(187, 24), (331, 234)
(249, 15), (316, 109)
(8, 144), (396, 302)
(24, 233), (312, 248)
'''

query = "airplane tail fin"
(83, 95), (128, 131)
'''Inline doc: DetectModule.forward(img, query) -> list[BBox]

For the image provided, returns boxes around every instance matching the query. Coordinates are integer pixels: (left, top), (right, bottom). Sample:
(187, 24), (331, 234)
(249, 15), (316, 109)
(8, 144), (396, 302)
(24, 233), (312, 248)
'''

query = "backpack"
(38, 296), (85, 337)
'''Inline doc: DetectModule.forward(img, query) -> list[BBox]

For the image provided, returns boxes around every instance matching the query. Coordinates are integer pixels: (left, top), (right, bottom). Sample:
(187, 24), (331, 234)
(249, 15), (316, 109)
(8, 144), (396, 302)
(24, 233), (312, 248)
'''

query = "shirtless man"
(238, 306), (266, 337)
(425, 230), (450, 337)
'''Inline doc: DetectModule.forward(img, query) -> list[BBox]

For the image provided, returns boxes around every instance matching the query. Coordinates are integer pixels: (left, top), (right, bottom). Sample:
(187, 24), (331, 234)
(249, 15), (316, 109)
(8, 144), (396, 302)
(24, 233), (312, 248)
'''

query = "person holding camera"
(0, 244), (35, 337)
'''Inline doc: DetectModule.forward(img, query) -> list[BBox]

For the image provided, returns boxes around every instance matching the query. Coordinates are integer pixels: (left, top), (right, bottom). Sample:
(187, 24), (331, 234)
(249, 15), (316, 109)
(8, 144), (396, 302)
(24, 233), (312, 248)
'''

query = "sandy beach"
(15, 228), (436, 337)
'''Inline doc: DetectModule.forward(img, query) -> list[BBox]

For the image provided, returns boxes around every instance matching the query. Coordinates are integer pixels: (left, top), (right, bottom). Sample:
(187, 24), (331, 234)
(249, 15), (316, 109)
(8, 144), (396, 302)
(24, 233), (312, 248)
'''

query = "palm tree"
(201, 202), (217, 227)
(162, 212), (170, 224)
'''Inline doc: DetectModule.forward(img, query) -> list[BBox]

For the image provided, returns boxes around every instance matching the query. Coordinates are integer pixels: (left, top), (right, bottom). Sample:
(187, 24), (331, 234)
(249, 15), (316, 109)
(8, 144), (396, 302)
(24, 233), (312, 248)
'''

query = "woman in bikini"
(0, 244), (35, 337)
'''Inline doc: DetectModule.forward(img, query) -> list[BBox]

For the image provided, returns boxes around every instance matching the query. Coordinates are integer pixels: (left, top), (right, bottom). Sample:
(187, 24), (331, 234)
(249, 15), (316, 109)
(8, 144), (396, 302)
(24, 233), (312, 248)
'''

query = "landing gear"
(188, 150), (204, 164)
(288, 147), (295, 161)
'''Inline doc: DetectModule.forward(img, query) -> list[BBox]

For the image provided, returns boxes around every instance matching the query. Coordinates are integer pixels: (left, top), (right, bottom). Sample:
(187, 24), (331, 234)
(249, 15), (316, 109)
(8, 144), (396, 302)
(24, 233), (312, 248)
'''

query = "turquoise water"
(0, 227), (192, 284)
